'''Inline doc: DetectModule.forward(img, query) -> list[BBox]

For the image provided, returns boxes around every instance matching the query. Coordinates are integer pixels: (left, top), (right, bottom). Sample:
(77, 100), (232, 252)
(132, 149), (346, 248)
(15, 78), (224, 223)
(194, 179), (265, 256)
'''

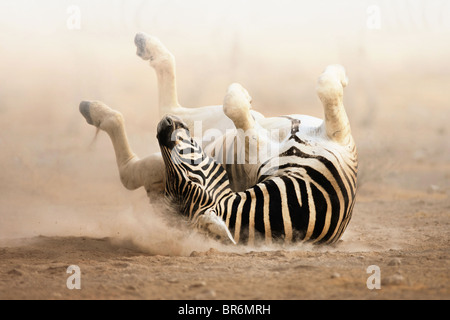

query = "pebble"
(7, 269), (22, 276)
(195, 289), (217, 300)
(382, 273), (406, 286)
(189, 281), (207, 289)
(331, 272), (341, 279)
(190, 251), (201, 257)
(206, 248), (220, 255)
(428, 185), (442, 193)
(190, 248), (219, 257)
(388, 258), (402, 266)
(167, 278), (179, 283)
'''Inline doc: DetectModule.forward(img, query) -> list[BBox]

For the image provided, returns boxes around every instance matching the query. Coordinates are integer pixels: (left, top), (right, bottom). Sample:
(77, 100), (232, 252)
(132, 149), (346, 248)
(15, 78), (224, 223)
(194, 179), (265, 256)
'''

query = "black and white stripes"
(158, 115), (357, 245)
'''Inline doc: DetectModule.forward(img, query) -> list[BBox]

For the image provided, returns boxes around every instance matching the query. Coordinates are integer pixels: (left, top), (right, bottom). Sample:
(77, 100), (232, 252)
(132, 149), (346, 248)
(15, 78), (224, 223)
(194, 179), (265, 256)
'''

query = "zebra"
(157, 67), (358, 245)
(79, 33), (357, 245)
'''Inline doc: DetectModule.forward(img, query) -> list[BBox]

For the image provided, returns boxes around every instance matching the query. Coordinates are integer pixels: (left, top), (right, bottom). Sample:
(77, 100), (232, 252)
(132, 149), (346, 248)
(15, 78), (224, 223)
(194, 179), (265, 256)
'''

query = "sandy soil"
(0, 2), (449, 300)
(1, 69), (449, 300)
(0, 167), (448, 300)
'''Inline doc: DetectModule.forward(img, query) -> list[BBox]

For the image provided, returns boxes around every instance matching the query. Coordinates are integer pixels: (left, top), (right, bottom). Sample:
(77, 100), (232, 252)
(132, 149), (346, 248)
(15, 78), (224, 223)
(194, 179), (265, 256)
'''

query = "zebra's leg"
(134, 32), (238, 136)
(221, 83), (263, 191)
(134, 32), (181, 115)
(79, 101), (165, 194)
(223, 83), (255, 131)
(316, 65), (352, 144)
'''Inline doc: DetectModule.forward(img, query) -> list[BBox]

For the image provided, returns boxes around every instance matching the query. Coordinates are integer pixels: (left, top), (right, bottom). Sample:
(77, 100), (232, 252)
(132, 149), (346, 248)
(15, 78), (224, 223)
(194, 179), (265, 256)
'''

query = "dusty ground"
(0, 156), (448, 300)
(0, 1), (449, 300)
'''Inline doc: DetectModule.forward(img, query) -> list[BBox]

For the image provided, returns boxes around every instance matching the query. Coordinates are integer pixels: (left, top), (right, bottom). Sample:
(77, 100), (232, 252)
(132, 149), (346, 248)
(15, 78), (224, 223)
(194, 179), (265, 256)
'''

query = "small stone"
(206, 248), (219, 255)
(167, 278), (179, 283)
(195, 289), (217, 300)
(190, 251), (201, 257)
(388, 258), (402, 266)
(189, 281), (207, 289)
(331, 272), (341, 279)
(428, 185), (441, 193)
(382, 273), (405, 286)
(7, 269), (22, 276)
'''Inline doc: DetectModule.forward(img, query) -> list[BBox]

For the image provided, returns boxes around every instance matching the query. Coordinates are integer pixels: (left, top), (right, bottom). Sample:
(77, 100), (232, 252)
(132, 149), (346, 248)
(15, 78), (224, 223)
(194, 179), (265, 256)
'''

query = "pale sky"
(0, 1), (448, 75)
(1, 0), (449, 35)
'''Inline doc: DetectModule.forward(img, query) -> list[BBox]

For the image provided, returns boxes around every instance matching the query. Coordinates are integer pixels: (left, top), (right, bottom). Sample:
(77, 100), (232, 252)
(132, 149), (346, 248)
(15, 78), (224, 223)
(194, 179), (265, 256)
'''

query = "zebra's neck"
(180, 159), (234, 220)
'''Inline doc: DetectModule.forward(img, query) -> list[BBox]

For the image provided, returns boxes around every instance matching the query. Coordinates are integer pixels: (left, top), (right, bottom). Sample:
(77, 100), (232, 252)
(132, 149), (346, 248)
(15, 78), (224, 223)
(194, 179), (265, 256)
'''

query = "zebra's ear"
(194, 209), (236, 245)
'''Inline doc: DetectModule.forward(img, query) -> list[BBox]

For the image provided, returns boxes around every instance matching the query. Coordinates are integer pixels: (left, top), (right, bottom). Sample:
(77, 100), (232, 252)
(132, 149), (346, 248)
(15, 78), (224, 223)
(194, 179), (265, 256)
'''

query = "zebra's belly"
(227, 172), (356, 245)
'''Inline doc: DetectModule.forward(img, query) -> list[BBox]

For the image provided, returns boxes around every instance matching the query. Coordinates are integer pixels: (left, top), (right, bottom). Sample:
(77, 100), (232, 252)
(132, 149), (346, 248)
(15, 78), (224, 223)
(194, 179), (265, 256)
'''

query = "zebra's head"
(156, 115), (236, 244)
(156, 115), (207, 192)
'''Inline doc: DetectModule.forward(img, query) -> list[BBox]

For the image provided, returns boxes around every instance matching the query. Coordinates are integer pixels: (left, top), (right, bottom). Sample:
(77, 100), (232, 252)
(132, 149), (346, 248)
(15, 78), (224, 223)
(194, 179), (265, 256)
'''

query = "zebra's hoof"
(194, 209), (237, 245)
(79, 101), (94, 125)
(134, 32), (152, 60)
(79, 100), (123, 130)
(223, 83), (254, 131)
(316, 65), (348, 100)
(134, 32), (173, 65)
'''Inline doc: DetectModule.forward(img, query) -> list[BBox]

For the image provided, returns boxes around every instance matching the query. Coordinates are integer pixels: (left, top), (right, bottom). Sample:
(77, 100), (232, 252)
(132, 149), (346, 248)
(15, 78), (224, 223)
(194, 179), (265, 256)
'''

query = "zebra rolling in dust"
(80, 32), (357, 245)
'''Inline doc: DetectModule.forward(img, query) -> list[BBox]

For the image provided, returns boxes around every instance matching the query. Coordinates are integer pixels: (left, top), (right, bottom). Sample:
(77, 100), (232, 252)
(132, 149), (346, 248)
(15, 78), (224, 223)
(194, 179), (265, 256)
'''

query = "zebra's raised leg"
(223, 83), (255, 131)
(134, 32), (181, 115)
(134, 32), (239, 137)
(316, 65), (352, 144)
(221, 83), (263, 191)
(79, 101), (165, 195)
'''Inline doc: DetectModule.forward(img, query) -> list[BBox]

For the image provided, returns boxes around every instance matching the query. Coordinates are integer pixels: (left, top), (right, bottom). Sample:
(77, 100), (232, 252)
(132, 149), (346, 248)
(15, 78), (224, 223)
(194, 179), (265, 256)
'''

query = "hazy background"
(0, 0), (449, 249)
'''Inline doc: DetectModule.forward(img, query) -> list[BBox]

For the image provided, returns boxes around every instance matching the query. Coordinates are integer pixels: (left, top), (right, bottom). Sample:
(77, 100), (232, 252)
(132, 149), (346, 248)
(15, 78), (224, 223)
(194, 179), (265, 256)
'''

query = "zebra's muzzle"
(156, 115), (188, 149)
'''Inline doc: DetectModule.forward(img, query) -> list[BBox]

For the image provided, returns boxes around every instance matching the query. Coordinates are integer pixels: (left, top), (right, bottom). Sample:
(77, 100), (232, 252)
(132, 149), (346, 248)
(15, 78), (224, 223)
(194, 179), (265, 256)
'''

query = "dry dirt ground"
(0, 3), (449, 300)
(0, 69), (449, 300)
